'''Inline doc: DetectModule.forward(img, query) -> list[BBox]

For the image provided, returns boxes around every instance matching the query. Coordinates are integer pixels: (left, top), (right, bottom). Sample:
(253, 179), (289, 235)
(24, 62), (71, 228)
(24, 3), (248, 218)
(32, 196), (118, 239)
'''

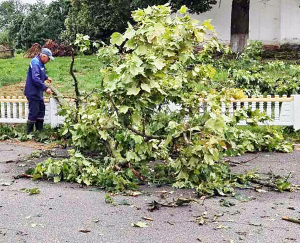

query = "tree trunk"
(230, 0), (250, 52)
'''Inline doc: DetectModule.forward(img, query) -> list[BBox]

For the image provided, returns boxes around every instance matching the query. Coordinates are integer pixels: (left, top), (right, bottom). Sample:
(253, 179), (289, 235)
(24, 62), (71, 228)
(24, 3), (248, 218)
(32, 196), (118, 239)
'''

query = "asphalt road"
(1, 141), (300, 243)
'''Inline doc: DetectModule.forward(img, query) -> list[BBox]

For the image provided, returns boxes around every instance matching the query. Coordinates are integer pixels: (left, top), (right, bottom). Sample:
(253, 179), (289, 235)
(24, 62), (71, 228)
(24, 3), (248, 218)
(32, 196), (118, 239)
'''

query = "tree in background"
(0, 0), (215, 50)
(135, 0), (215, 14)
(0, 0), (26, 47)
(63, 0), (132, 43)
(1, 0), (70, 50)
(14, 1), (47, 49)
(42, 0), (71, 42)
(64, 0), (215, 43)
(0, 0), (24, 31)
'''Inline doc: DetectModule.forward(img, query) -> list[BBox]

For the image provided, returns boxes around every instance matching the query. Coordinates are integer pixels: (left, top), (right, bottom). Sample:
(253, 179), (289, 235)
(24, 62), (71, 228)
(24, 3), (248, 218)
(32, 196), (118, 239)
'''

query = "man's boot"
(35, 119), (44, 131)
(26, 121), (35, 134)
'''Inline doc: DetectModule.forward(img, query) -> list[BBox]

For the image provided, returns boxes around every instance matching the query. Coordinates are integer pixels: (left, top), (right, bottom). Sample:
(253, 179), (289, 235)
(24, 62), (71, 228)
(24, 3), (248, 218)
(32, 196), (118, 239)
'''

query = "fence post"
(293, 95), (300, 130)
(49, 98), (58, 128)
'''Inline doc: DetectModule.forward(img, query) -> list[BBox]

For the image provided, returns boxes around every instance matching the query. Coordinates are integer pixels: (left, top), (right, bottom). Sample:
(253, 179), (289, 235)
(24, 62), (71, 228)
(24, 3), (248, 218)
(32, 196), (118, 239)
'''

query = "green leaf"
(126, 151), (138, 161)
(124, 23), (135, 39)
(202, 19), (214, 31)
(129, 66), (144, 76)
(119, 106), (129, 114)
(110, 32), (124, 46)
(168, 121), (178, 129)
(195, 31), (204, 42)
(135, 45), (148, 55)
(148, 23), (165, 42)
(132, 111), (142, 126)
(149, 80), (160, 89)
(127, 87), (140, 96)
(99, 131), (109, 140)
(179, 5), (188, 14)
(141, 83), (151, 93)
(54, 176), (61, 183)
(152, 59), (165, 70)
(131, 221), (148, 228)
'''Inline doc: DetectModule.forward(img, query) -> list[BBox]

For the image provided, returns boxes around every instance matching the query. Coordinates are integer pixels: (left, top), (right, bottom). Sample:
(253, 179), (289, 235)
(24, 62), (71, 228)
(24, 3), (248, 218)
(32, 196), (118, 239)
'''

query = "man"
(24, 48), (54, 134)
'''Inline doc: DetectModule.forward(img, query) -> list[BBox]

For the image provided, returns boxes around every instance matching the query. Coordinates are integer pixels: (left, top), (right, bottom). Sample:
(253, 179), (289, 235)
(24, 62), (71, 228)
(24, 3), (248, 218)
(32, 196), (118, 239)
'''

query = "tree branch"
(70, 49), (80, 111)
(109, 95), (166, 140)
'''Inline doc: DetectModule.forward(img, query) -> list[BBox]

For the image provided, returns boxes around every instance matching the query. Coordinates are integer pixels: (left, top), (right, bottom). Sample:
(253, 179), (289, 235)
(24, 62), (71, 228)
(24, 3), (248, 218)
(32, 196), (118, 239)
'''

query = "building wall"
(192, 1), (232, 45)
(280, 0), (300, 45)
(192, 0), (300, 47)
(249, 0), (281, 45)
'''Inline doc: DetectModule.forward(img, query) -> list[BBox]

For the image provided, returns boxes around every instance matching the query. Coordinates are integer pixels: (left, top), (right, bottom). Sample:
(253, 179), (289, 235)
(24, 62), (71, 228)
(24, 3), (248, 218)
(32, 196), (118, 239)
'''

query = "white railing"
(228, 95), (296, 127)
(1, 95), (300, 130)
(0, 96), (64, 128)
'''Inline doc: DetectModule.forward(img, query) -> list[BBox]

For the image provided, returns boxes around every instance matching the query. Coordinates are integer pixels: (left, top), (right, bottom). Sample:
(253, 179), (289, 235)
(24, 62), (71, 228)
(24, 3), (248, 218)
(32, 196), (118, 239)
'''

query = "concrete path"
(0, 141), (300, 243)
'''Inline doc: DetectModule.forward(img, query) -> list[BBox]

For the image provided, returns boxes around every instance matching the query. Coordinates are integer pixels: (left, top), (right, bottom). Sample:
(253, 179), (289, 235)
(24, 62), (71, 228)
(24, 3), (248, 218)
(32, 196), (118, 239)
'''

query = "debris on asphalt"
(282, 216), (300, 225)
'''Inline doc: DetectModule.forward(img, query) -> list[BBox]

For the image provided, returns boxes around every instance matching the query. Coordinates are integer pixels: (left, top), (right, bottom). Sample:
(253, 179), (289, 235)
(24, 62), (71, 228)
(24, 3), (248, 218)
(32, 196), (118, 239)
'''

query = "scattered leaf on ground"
(216, 224), (230, 229)
(22, 188), (40, 195)
(255, 188), (267, 193)
(234, 194), (255, 202)
(0, 182), (12, 186)
(105, 193), (115, 205)
(219, 199), (235, 207)
(147, 200), (161, 212)
(118, 199), (130, 205)
(213, 213), (224, 221)
(131, 221), (148, 228)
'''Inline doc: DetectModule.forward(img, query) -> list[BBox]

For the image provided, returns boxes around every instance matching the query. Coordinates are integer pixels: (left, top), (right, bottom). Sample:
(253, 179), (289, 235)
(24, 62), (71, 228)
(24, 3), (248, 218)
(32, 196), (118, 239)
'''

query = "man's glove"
(46, 77), (53, 84)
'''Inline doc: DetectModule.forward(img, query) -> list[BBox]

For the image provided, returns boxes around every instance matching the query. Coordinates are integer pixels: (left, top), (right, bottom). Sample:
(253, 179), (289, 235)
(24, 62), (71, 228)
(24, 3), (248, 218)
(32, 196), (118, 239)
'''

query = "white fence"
(0, 96), (64, 128)
(1, 95), (300, 130)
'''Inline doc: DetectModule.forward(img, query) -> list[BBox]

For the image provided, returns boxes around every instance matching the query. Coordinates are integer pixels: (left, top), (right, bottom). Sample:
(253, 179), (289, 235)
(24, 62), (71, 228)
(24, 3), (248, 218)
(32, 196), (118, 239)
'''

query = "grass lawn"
(0, 54), (103, 97)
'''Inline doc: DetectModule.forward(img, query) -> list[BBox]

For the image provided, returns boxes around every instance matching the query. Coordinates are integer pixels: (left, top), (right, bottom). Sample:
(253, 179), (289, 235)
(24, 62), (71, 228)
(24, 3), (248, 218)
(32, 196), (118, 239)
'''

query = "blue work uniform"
(24, 55), (48, 122)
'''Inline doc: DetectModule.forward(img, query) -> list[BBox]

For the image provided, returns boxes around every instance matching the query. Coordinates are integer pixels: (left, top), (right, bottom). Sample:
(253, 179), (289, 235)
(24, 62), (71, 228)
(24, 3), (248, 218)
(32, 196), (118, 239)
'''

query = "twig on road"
(282, 216), (300, 225)
(225, 154), (259, 166)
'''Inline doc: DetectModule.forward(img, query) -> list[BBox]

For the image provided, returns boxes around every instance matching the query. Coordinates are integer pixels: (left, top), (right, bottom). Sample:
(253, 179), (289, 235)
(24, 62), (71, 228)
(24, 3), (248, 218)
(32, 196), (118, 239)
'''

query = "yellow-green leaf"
(179, 5), (188, 14)
(195, 31), (204, 42)
(110, 32), (124, 46)
(132, 111), (142, 126)
(131, 221), (148, 228)
(152, 59), (165, 70)
(150, 80), (160, 88)
(119, 106), (129, 114)
(202, 19), (214, 32)
(127, 87), (141, 96)
(141, 83), (151, 93)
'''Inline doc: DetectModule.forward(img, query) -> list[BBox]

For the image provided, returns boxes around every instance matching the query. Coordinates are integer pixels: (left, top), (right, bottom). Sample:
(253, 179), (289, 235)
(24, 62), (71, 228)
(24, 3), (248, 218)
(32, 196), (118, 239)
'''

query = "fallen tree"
(34, 5), (294, 195)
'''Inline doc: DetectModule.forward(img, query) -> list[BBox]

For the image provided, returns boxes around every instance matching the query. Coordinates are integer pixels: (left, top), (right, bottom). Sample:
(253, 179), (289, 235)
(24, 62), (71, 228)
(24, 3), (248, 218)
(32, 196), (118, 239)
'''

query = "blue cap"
(41, 48), (54, 61)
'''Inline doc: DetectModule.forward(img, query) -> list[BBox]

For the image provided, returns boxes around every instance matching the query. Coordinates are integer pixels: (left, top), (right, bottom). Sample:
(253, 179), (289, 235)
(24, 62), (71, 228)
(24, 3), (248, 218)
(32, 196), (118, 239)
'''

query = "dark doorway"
(230, 0), (250, 52)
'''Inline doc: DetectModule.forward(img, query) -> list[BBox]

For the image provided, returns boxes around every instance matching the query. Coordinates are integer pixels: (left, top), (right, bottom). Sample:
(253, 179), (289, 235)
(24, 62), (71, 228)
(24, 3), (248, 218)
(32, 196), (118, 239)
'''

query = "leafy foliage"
(210, 41), (300, 96)
(34, 149), (139, 191)
(0, 124), (63, 144)
(33, 5), (293, 195)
